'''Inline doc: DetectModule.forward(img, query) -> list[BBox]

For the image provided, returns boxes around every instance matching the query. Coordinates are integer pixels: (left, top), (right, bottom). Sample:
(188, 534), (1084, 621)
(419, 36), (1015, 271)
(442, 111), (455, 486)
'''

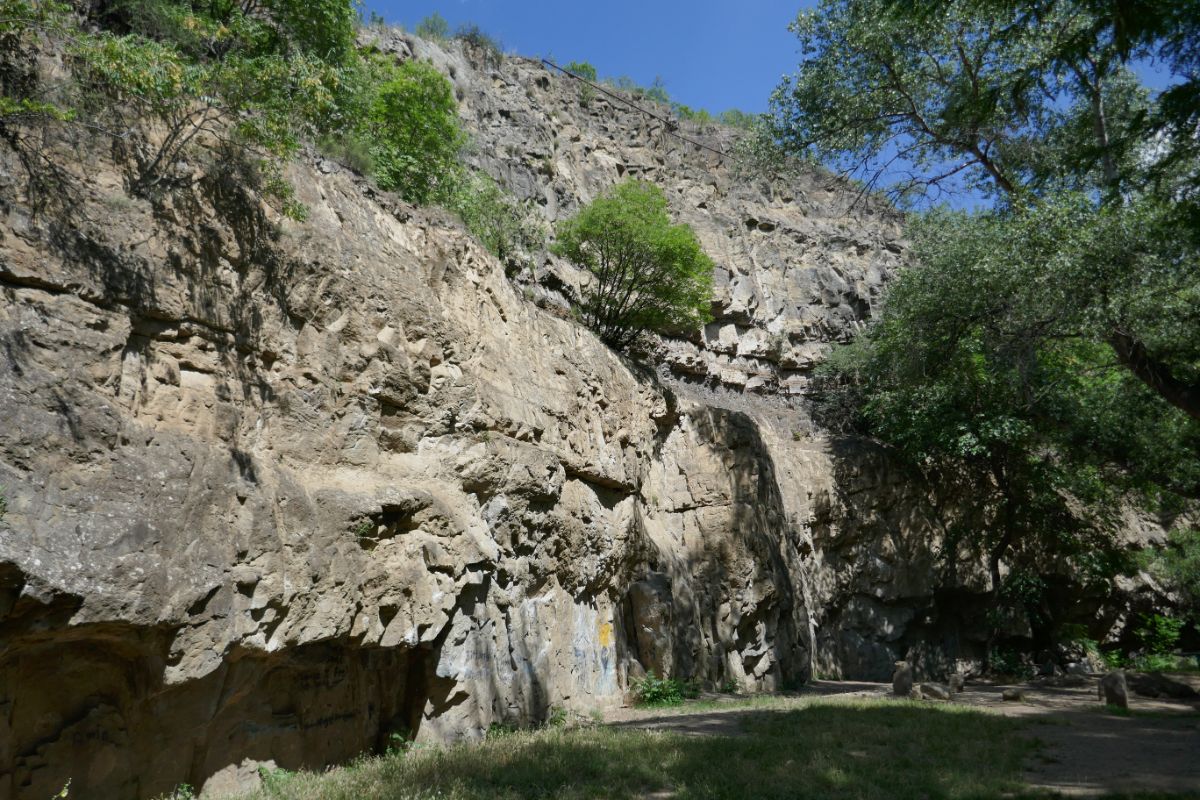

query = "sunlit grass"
(236, 696), (1041, 800)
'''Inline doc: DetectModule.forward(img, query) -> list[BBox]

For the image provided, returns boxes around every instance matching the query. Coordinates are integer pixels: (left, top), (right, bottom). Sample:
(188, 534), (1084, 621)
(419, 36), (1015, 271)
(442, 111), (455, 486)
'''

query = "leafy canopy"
(0, 0), (362, 212)
(363, 57), (466, 205)
(782, 0), (1200, 645)
(414, 12), (450, 41)
(1141, 528), (1200, 622)
(443, 171), (546, 275)
(553, 180), (713, 349)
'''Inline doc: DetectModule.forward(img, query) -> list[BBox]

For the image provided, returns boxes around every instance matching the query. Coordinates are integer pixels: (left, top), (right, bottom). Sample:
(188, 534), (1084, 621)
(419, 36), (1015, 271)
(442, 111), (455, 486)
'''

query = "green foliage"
(730, 115), (809, 180)
(414, 12), (450, 41)
(385, 730), (419, 755)
(1142, 528), (1200, 619)
(552, 179), (714, 349)
(672, 103), (713, 126)
(0, 1), (72, 123)
(1133, 613), (1183, 656)
(792, 1), (1200, 641)
(156, 784), (195, 800)
(258, 765), (296, 798)
(485, 721), (519, 739)
(3, 0), (358, 206)
(632, 671), (684, 706)
(1126, 653), (1185, 672)
(0, 96), (73, 121)
(564, 61), (597, 82)
(670, 104), (757, 130)
(454, 24), (502, 67)
(565, 60), (597, 106)
(605, 75), (669, 105)
(0, 0), (68, 33)
(642, 76), (669, 105)
(362, 10), (388, 31)
(716, 109), (759, 131)
(813, 193), (1200, 639)
(544, 706), (568, 728)
(317, 131), (373, 175)
(443, 171), (546, 275)
(770, 0), (1146, 202)
(365, 59), (466, 204)
(776, 0), (1200, 418)
(988, 648), (1034, 680)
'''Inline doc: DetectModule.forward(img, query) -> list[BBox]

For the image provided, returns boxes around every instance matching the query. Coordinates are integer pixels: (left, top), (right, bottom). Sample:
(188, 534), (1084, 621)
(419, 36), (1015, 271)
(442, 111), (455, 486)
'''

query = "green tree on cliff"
(553, 180), (713, 349)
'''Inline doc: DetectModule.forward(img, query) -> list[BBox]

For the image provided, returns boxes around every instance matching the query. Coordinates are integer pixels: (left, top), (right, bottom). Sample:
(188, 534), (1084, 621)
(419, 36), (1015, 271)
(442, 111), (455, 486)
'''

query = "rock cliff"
(0, 32), (1146, 799)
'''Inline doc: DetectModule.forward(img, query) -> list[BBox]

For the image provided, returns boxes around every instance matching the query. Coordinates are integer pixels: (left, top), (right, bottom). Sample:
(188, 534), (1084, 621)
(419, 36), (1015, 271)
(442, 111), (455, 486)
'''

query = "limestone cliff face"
(0, 32), (1114, 800)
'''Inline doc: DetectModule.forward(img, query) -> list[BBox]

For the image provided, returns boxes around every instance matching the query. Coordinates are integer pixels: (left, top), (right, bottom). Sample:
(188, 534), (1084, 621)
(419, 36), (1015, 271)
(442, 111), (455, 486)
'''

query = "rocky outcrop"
(390, 31), (905, 400)
(0, 31), (1155, 800)
(0, 111), (823, 797)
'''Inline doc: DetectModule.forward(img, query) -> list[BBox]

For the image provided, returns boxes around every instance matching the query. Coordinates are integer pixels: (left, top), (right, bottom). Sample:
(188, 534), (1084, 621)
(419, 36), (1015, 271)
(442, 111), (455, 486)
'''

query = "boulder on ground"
(1098, 670), (1129, 709)
(1001, 688), (1024, 701)
(921, 683), (950, 701)
(893, 661), (913, 696)
(948, 673), (964, 693)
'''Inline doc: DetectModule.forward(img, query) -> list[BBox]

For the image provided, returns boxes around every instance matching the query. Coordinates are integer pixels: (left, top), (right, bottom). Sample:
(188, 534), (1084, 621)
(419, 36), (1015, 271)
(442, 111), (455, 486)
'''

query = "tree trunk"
(1108, 328), (1200, 421)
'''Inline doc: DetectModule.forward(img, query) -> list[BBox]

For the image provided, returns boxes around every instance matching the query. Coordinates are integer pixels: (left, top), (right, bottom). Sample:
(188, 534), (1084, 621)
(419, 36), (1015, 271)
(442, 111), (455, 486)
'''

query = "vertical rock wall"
(0, 31), (1125, 800)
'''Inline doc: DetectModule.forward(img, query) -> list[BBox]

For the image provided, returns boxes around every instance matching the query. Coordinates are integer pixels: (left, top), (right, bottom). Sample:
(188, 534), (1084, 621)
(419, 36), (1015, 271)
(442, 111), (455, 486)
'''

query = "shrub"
(565, 60), (597, 106)
(1142, 527), (1200, 620)
(552, 179), (713, 349)
(257, 765), (295, 797)
(565, 61), (598, 82)
(317, 132), (373, 175)
(363, 10), (388, 31)
(988, 647), (1034, 679)
(455, 24), (502, 67)
(366, 59), (466, 204)
(632, 672), (684, 706)
(717, 109), (759, 131)
(414, 12), (450, 41)
(643, 76), (670, 105)
(444, 171), (545, 275)
(1128, 653), (1185, 672)
(1134, 613), (1183, 657)
(604, 75), (669, 105)
(545, 706), (568, 728)
(672, 103), (714, 126)
(5, 0), (355, 209)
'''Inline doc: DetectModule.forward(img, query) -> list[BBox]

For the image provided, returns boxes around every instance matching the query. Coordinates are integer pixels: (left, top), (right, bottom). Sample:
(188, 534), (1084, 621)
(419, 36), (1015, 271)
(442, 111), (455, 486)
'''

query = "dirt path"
(605, 676), (1200, 797)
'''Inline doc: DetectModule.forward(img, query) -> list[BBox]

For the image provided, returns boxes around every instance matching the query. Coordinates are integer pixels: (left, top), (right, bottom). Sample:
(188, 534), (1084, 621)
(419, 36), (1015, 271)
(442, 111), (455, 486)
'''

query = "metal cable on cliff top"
(539, 59), (732, 161)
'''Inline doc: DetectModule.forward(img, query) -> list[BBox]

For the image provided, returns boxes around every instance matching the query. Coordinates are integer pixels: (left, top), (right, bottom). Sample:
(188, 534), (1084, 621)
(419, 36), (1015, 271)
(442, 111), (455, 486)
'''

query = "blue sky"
(363, 0), (817, 115)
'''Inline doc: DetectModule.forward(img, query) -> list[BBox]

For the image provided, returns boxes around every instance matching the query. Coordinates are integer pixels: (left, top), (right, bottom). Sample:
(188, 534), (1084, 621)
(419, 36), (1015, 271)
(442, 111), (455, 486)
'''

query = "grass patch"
(235, 697), (1037, 800)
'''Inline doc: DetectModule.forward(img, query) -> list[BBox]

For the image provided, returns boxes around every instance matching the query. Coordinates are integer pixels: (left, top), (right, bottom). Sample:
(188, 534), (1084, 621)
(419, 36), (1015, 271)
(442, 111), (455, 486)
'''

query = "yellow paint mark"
(598, 622), (613, 648)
